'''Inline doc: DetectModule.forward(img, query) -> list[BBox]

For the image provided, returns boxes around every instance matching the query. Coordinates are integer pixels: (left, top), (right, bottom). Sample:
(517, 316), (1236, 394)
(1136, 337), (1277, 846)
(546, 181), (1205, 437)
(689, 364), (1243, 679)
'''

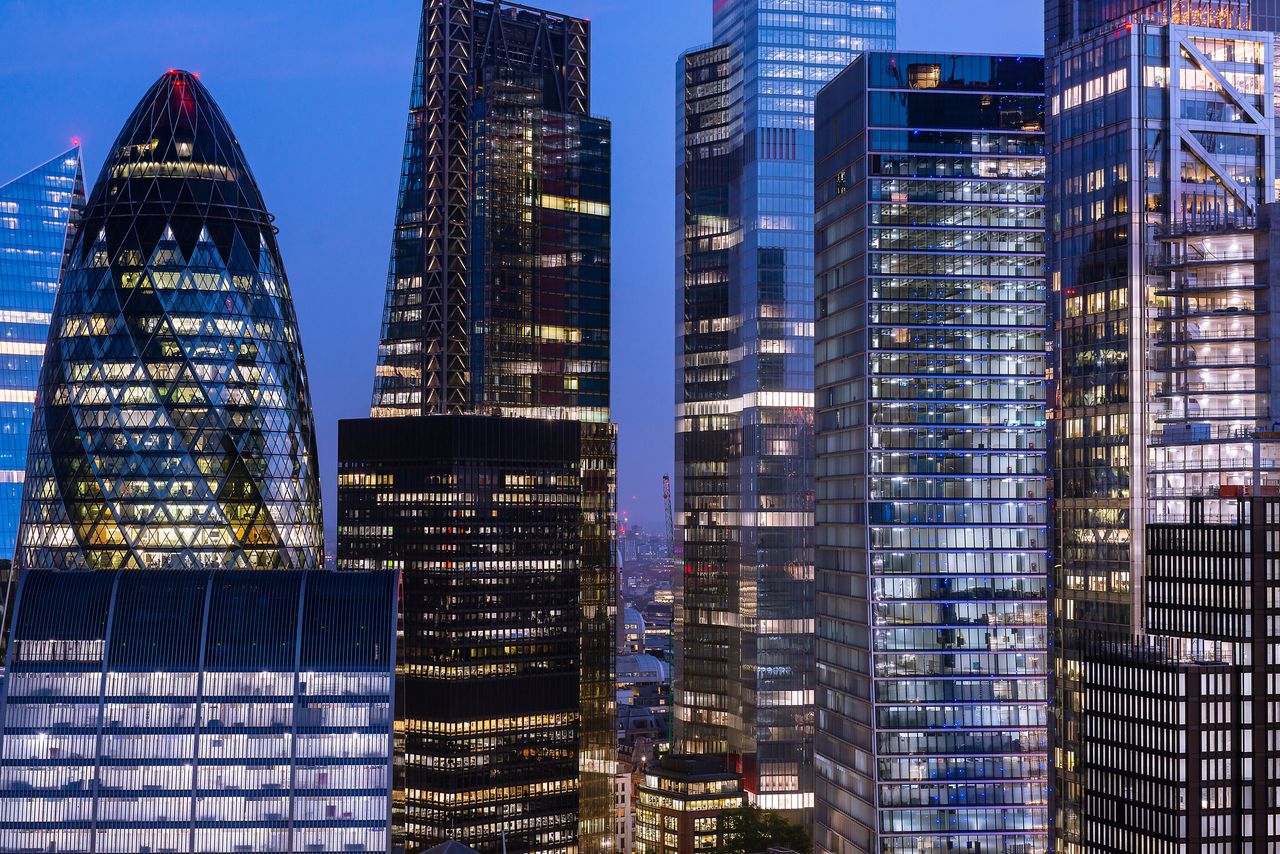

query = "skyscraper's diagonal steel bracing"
(349, 3), (617, 852)
(1046, 1), (1280, 849)
(371, 0), (607, 424)
(16, 70), (323, 572)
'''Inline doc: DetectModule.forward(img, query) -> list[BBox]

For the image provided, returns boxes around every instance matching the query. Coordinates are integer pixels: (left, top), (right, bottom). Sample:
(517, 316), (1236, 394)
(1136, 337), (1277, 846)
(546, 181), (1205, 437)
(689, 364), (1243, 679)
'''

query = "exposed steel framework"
(372, 0), (592, 417)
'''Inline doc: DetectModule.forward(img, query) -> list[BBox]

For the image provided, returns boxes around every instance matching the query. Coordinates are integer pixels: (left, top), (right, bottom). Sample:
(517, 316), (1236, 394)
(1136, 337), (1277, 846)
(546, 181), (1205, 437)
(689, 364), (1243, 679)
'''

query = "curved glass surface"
(17, 70), (322, 570)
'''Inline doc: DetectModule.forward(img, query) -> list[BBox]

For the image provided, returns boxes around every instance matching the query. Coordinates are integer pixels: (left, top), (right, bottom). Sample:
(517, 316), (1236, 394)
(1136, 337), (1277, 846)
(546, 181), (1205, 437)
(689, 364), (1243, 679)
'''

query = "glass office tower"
(0, 569), (397, 853)
(355, 2), (615, 851)
(16, 69), (323, 572)
(813, 53), (1048, 854)
(1046, 1), (1280, 849)
(0, 70), (394, 854)
(675, 0), (895, 815)
(0, 149), (82, 559)
(371, 0), (608, 424)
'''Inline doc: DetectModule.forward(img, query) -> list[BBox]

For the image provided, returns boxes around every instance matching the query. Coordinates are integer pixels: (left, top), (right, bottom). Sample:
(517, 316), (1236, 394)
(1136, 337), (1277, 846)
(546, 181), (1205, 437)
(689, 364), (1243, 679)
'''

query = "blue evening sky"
(0, 1), (1040, 537)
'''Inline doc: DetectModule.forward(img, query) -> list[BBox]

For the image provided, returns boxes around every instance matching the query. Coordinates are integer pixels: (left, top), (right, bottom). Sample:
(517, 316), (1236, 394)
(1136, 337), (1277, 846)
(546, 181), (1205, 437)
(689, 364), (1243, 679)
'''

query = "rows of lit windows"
(0, 664), (391, 849)
(0, 151), (80, 558)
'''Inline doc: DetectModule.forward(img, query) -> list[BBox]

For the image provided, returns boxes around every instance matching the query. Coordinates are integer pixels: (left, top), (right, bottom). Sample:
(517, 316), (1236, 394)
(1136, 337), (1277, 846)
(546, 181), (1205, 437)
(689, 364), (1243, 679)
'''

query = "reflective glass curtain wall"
(676, 0), (895, 815)
(16, 70), (323, 572)
(1045, 3), (1280, 848)
(814, 53), (1048, 854)
(0, 150), (83, 559)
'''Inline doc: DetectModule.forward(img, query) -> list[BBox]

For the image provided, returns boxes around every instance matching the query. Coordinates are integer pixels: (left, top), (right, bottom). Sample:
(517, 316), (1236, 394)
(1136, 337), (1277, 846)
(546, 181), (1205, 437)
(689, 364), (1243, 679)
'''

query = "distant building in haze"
(813, 50), (1049, 854)
(343, 1), (617, 852)
(674, 0), (896, 816)
(0, 149), (82, 561)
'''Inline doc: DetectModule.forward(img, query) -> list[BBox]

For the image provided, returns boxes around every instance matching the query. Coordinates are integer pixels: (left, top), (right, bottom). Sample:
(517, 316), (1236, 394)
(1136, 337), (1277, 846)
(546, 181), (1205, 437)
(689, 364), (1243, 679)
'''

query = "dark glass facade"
(371, 0), (609, 424)
(0, 149), (83, 560)
(16, 70), (323, 572)
(675, 0), (896, 816)
(814, 52), (1048, 854)
(0, 568), (398, 852)
(337, 415), (615, 854)
(359, 2), (616, 851)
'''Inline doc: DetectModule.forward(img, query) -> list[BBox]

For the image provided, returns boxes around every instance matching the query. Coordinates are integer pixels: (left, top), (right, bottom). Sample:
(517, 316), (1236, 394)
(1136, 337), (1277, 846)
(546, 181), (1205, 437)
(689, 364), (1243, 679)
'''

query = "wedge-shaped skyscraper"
(0, 148), (83, 560)
(17, 70), (322, 571)
(345, 3), (616, 852)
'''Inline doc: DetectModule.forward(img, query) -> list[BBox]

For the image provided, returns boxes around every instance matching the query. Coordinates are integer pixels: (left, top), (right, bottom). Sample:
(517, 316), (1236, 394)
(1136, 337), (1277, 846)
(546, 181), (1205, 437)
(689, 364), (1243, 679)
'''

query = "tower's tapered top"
(86, 69), (268, 231)
(18, 70), (323, 572)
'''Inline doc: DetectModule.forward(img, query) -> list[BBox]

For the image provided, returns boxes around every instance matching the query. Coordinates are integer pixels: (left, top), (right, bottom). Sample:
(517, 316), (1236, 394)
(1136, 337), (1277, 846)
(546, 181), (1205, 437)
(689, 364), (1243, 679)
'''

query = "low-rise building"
(634, 754), (745, 854)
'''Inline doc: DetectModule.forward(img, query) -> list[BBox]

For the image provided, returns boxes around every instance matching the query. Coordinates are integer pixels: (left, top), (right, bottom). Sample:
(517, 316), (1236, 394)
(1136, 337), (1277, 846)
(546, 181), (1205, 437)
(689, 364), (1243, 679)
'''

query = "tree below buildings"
(715, 804), (811, 854)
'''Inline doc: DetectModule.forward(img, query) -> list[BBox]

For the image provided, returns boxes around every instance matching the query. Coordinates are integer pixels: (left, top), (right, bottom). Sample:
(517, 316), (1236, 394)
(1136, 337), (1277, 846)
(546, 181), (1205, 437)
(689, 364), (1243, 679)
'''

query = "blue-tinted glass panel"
(0, 150), (82, 559)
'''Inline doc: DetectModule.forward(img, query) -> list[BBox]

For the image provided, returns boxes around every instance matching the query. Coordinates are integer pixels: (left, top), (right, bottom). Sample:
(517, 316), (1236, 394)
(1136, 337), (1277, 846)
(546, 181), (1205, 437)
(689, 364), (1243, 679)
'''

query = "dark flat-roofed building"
(338, 414), (614, 854)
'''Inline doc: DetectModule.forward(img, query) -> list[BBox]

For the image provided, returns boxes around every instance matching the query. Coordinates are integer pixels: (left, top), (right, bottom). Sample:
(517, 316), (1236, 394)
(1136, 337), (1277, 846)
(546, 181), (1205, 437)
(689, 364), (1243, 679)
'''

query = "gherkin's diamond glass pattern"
(17, 70), (322, 571)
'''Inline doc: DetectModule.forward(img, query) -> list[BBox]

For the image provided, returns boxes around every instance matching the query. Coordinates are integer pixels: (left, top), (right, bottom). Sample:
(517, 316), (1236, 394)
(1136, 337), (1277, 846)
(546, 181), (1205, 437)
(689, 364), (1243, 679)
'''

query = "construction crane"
(662, 474), (676, 561)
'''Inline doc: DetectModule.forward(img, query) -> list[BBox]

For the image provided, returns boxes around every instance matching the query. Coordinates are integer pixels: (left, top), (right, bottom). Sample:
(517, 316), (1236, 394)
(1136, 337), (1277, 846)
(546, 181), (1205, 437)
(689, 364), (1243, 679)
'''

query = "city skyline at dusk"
(0, 0), (1040, 536)
(12, 1), (1273, 851)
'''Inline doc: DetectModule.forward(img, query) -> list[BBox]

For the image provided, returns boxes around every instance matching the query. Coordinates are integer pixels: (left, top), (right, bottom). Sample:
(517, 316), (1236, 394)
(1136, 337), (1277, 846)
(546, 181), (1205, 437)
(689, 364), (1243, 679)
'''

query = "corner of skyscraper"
(0, 146), (84, 573)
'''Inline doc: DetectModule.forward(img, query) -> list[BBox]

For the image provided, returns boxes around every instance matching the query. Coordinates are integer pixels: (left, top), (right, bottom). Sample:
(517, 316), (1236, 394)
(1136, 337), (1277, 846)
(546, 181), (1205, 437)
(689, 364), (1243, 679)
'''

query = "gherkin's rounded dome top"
(18, 71), (322, 571)
(78, 69), (274, 268)
(102, 70), (263, 196)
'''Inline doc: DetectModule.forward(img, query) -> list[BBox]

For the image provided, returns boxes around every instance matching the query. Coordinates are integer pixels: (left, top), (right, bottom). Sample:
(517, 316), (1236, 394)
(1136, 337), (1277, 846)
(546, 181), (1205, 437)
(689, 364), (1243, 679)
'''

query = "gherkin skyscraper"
(17, 69), (322, 571)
